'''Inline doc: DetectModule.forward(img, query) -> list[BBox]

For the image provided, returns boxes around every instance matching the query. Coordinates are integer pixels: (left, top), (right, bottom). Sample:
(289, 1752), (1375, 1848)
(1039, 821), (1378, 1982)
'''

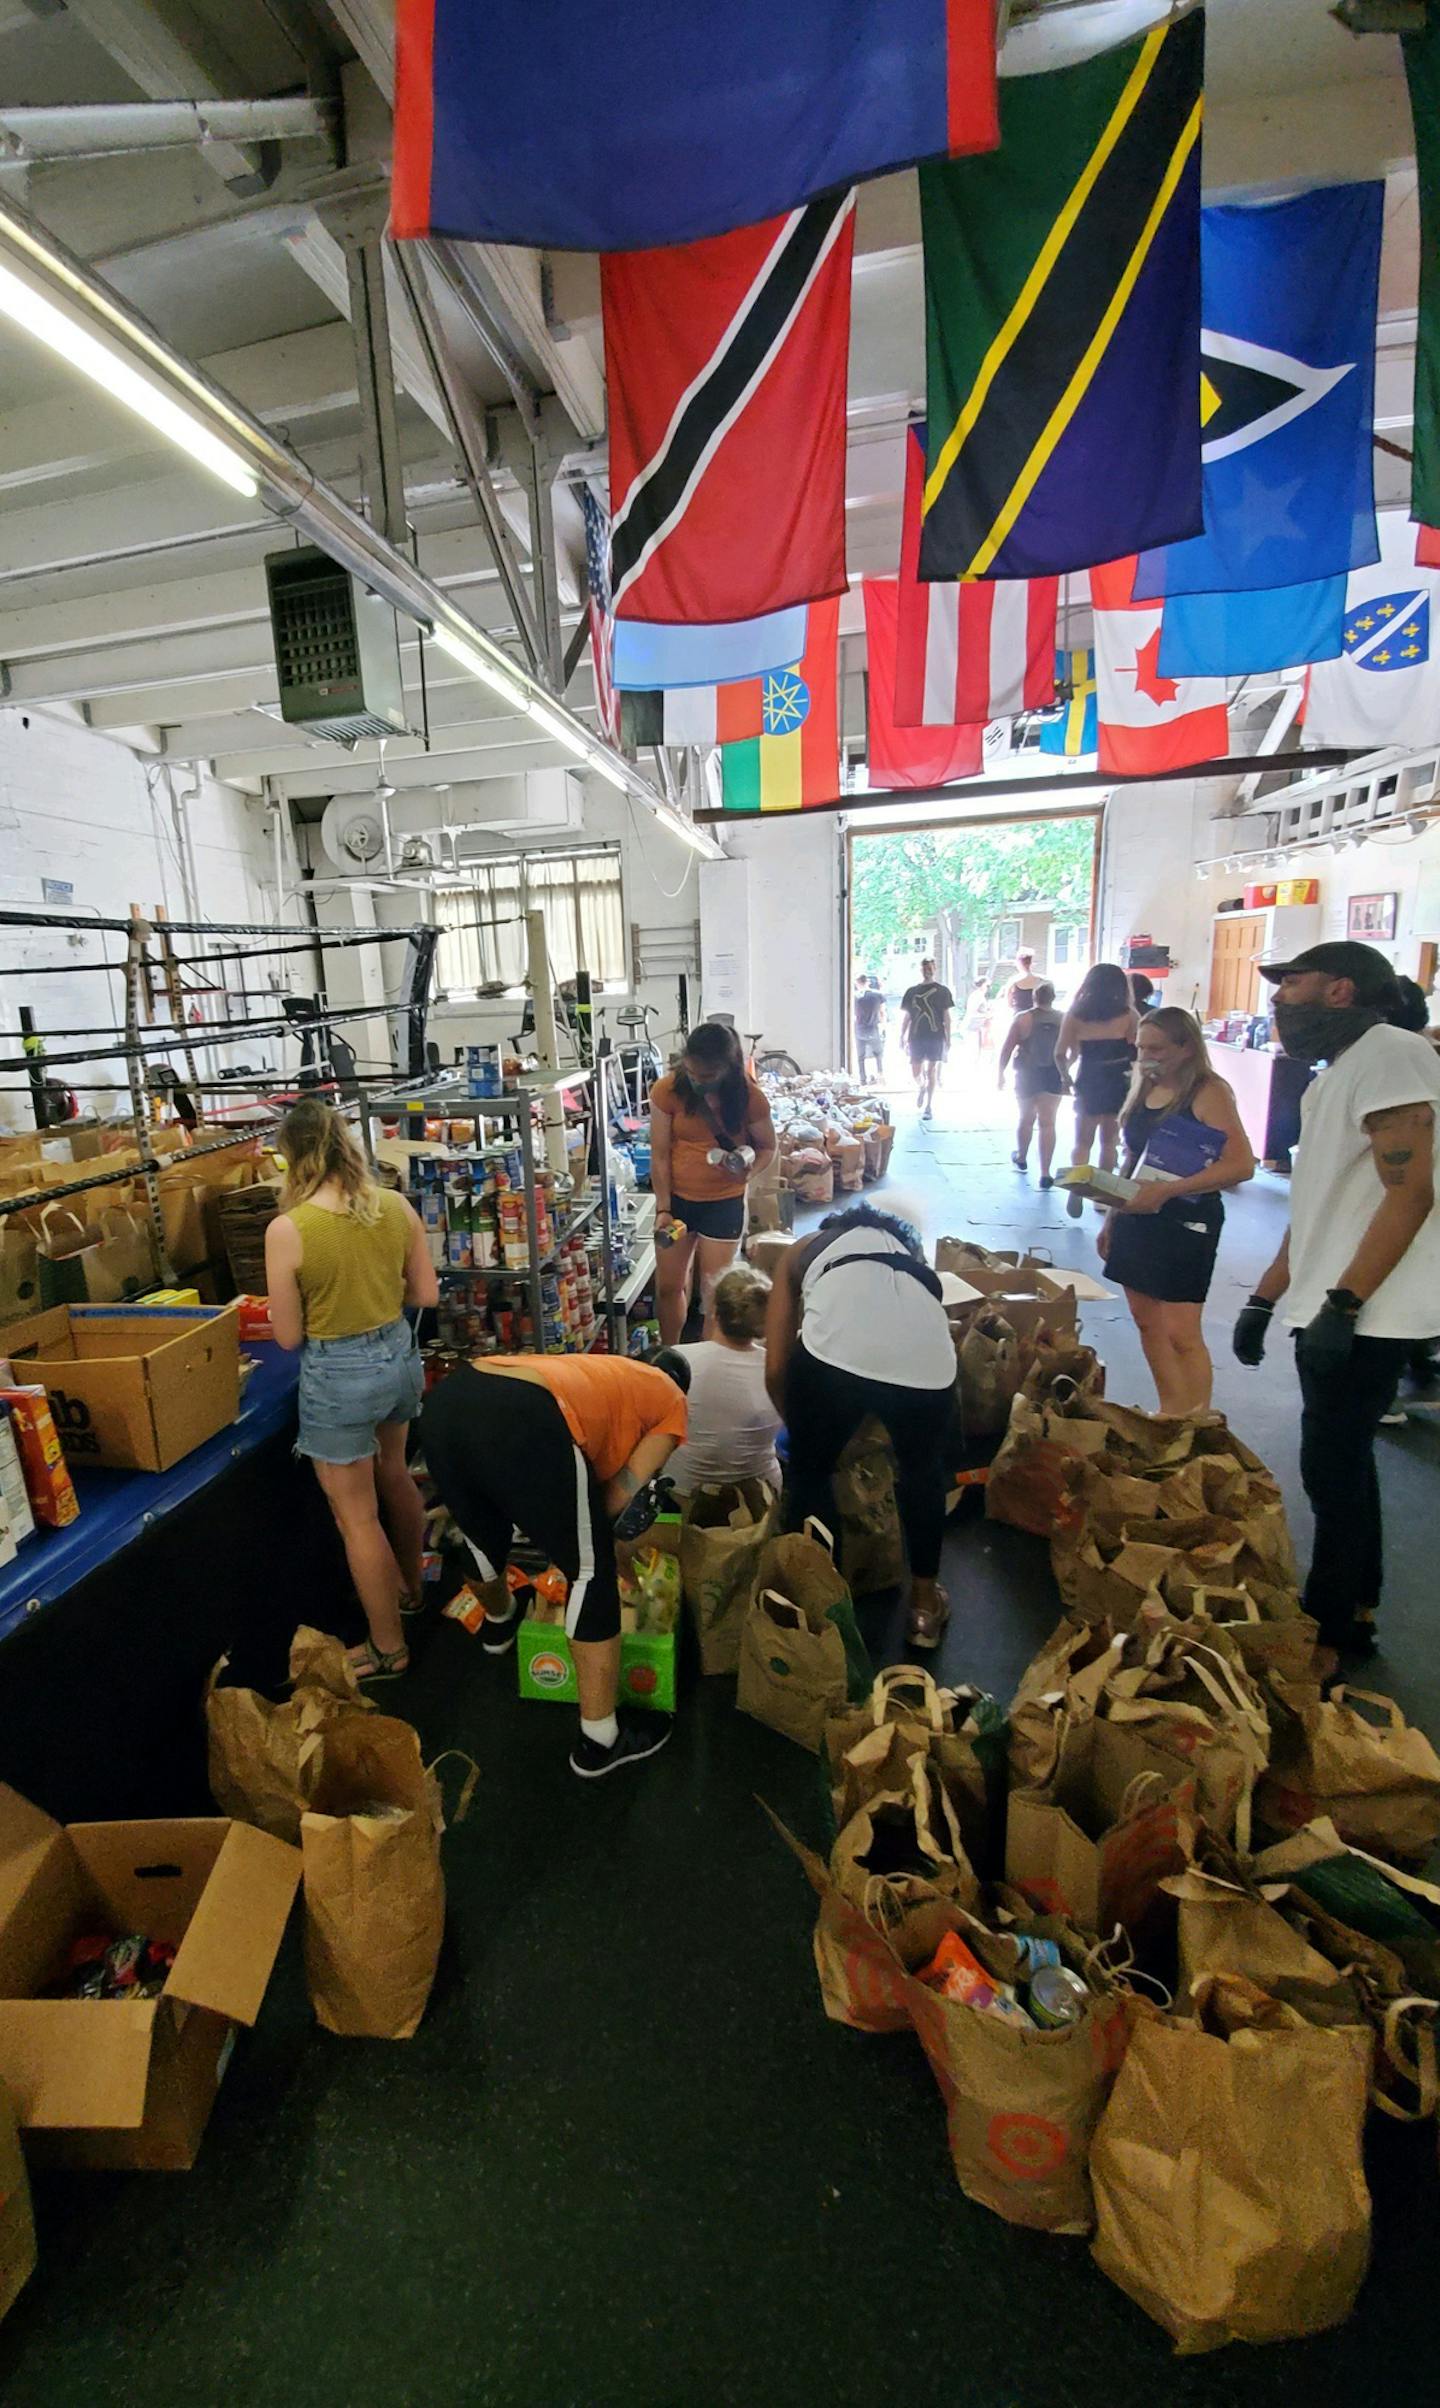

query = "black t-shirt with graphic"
(901, 980), (954, 1044)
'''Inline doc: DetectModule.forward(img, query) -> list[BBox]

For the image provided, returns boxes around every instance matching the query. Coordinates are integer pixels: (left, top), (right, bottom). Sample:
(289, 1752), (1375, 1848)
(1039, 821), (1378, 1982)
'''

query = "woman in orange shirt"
(648, 1022), (776, 1343)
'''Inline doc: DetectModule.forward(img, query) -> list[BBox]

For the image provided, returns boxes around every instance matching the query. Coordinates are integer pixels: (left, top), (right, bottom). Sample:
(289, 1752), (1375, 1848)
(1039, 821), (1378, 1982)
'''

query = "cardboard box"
(0, 1785), (300, 2171)
(516, 1617), (676, 1713)
(0, 1303), (240, 1472)
(747, 1230), (797, 1279)
(0, 2078), (35, 2324)
(947, 1273), (1079, 1346)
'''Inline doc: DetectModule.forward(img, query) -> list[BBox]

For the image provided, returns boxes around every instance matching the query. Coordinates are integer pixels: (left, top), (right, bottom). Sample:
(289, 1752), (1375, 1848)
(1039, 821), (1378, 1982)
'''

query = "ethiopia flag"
(918, 9), (1204, 582)
(664, 600), (840, 813)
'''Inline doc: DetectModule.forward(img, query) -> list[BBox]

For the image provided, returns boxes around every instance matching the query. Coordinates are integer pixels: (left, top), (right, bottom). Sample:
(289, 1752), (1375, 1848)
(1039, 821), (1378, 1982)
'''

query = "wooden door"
(1208, 914), (1267, 1018)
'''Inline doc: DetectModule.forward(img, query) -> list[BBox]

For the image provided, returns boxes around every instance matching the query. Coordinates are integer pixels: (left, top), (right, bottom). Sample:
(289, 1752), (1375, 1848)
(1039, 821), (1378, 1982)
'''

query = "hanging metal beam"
(61, 0), (278, 193)
(319, 193), (410, 550)
(694, 752), (1362, 822)
(0, 98), (333, 161)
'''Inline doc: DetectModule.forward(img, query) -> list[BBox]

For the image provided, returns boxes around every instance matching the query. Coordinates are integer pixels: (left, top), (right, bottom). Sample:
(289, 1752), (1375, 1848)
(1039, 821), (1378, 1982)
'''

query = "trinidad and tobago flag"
(601, 196), (855, 628)
(392, 0), (998, 253)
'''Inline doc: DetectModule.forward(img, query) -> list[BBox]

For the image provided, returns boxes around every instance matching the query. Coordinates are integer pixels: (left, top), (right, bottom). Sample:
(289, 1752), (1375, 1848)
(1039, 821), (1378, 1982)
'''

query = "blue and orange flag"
(393, 0), (998, 252)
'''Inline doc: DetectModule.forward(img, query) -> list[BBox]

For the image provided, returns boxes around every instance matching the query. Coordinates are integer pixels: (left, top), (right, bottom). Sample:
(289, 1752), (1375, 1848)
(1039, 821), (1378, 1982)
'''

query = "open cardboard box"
(0, 1302), (240, 1471)
(947, 1270), (1080, 1346)
(0, 1786), (299, 2171)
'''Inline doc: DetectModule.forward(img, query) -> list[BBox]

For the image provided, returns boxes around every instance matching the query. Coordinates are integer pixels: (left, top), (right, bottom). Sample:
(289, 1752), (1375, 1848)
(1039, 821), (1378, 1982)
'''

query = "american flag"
(579, 482), (621, 744)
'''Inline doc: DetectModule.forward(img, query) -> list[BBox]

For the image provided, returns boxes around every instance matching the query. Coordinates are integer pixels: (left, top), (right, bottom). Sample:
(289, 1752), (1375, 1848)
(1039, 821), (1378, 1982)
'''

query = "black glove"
(613, 1474), (677, 1541)
(1232, 1295), (1274, 1367)
(1296, 1291), (1361, 1376)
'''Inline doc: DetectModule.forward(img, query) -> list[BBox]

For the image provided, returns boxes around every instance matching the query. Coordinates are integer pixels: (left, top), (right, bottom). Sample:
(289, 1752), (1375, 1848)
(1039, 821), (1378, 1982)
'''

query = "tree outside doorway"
(849, 814), (1098, 1125)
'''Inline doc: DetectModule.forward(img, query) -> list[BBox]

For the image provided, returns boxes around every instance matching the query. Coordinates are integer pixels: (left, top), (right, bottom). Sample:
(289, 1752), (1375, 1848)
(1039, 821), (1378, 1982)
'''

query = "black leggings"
(418, 1367), (619, 1641)
(781, 1342), (951, 1580)
(1296, 1332), (1410, 1640)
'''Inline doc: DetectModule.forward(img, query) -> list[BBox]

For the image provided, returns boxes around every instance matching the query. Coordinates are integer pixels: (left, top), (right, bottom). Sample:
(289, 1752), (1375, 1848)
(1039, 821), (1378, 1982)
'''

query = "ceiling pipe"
(0, 185), (722, 856)
(0, 98), (334, 163)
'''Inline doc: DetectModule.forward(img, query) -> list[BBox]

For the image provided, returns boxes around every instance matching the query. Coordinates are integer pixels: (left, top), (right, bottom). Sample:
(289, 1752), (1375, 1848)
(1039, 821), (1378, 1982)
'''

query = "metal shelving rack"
(357, 1065), (624, 1355)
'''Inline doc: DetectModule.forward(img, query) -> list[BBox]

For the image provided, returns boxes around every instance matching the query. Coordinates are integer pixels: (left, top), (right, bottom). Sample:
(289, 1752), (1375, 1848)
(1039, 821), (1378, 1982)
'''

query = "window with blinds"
(435, 848), (627, 994)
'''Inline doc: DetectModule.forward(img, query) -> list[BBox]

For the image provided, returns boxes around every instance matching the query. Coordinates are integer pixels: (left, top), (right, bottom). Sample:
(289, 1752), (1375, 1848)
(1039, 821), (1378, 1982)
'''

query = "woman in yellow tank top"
(265, 1100), (438, 1681)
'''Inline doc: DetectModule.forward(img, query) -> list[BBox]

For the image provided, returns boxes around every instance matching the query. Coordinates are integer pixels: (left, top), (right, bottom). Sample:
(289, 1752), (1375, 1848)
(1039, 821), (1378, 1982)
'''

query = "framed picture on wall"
(1347, 892), (1398, 941)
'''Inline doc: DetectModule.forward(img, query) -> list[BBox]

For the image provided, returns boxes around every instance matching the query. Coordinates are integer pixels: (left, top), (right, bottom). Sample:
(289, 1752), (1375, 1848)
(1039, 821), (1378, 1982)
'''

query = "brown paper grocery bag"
(206, 1624), (372, 1842)
(1007, 1619), (1121, 1792)
(0, 1222), (39, 1323)
(679, 1477), (778, 1675)
(900, 1896), (1130, 2234)
(765, 1805), (936, 2034)
(1164, 1866), (1365, 2020)
(833, 1418), (905, 1596)
(986, 1392), (1109, 1537)
(954, 1307), (1021, 1440)
(737, 1521), (871, 1753)
(1005, 1727), (1197, 1938)
(81, 1204), (156, 1303)
(824, 1666), (993, 1865)
(1090, 1976), (1373, 2352)
(300, 1722), (473, 2040)
(1257, 1684), (1440, 1868)
(829, 1755), (979, 1915)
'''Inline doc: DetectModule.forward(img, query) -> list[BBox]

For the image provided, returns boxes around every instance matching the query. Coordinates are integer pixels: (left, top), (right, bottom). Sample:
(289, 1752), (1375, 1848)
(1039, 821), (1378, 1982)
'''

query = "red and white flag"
(895, 426), (1057, 726)
(862, 579), (984, 789)
(1091, 557), (1229, 776)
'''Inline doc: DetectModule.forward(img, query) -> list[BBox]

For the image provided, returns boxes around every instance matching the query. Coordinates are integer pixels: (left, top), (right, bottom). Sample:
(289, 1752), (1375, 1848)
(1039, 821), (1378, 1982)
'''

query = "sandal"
(347, 1641), (411, 1682)
(399, 1590), (426, 1618)
(906, 1587), (950, 1652)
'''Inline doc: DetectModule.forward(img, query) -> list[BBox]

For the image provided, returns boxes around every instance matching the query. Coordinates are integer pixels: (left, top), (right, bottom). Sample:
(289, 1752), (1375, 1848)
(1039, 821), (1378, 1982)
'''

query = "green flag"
(1405, 10), (1440, 526)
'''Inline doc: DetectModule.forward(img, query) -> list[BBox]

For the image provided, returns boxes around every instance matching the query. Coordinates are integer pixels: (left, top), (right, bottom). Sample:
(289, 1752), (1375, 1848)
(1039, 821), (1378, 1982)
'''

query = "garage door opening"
(847, 810), (1101, 1124)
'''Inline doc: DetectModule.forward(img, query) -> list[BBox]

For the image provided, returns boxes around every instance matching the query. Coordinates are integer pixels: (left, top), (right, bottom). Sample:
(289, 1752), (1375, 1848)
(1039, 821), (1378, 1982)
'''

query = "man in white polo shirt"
(1232, 941), (1440, 1657)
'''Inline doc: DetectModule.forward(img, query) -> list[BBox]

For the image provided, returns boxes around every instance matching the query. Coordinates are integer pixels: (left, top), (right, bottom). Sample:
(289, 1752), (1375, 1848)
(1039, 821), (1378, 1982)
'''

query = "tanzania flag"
(692, 600), (840, 814)
(1405, 13), (1440, 528)
(1038, 650), (1098, 756)
(918, 9), (1204, 583)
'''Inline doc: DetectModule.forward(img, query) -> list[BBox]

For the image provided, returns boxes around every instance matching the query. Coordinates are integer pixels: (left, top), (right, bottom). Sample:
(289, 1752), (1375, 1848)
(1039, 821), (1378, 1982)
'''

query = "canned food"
(1027, 1965), (1090, 2029)
(1012, 1935), (1062, 1977)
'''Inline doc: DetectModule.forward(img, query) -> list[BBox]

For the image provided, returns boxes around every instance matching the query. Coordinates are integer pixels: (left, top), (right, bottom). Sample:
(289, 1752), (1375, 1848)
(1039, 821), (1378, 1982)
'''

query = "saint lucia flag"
(1038, 651), (1098, 756)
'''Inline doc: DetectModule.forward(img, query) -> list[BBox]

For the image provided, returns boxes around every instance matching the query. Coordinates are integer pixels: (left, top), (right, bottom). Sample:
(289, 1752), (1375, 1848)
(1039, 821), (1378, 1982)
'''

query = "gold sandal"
(347, 1640), (411, 1682)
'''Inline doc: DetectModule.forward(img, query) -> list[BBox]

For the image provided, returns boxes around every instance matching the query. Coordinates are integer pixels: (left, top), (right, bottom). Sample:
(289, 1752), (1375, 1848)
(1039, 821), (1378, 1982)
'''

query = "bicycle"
(744, 1029), (802, 1082)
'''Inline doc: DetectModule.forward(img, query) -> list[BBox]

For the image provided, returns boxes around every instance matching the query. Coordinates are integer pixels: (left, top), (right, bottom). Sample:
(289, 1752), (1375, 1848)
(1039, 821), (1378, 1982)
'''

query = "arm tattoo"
(1380, 1146), (1416, 1188)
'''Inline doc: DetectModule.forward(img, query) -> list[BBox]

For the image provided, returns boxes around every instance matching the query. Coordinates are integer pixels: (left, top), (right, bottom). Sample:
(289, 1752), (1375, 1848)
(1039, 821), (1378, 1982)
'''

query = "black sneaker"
(481, 1605), (520, 1656)
(1066, 1188), (1085, 1219)
(1039, 1175), (1055, 1190)
(569, 1712), (673, 1779)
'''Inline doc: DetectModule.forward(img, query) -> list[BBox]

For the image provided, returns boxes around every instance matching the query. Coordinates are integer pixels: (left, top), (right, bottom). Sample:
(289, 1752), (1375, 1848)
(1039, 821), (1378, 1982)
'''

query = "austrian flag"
(601, 195), (855, 628)
(1091, 557), (1229, 776)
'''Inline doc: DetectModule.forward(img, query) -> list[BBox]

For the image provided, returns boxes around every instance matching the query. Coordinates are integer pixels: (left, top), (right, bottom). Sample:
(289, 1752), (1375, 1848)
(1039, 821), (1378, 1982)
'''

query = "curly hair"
(816, 1199), (924, 1260)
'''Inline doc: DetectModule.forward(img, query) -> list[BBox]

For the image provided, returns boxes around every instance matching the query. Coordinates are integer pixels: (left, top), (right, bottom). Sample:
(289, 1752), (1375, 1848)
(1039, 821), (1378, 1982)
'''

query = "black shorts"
(1106, 1199), (1223, 1306)
(1075, 1064), (1131, 1119)
(1016, 1067), (1064, 1100)
(670, 1191), (746, 1241)
(418, 1366), (619, 1641)
(909, 1036), (945, 1064)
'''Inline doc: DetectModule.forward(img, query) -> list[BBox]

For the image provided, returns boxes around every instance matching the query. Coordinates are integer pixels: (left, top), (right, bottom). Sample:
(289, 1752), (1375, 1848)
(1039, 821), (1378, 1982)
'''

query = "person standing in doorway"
(265, 1099), (438, 1682)
(1099, 1008), (1253, 1413)
(900, 958), (954, 1123)
(997, 980), (1066, 1186)
(854, 973), (886, 1083)
(1007, 948), (1044, 1012)
(1056, 963), (1139, 1218)
(649, 1021), (777, 1344)
(1232, 942), (1440, 1657)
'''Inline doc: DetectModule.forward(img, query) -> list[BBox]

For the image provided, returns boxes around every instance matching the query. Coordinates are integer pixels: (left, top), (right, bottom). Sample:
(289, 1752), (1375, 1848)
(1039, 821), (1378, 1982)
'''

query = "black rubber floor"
(3, 1102), (1438, 2406)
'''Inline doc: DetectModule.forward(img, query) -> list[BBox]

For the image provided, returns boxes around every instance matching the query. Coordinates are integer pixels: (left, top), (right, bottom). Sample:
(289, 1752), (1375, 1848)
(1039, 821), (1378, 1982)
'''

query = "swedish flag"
(1038, 651), (1097, 758)
(919, 12), (1205, 584)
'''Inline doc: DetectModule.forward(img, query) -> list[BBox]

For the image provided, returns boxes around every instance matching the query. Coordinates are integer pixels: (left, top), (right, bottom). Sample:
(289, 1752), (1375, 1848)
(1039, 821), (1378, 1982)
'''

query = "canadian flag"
(895, 426), (1057, 727)
(1091, 557), (1229, 776)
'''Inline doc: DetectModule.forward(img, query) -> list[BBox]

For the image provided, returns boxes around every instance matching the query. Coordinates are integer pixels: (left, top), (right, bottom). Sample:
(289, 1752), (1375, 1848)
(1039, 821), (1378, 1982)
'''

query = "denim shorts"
(296, 1317), (424, 1465)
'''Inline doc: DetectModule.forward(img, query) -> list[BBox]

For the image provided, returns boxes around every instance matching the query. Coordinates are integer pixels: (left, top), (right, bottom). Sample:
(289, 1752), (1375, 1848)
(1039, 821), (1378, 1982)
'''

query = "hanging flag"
(917, 10), (1204, 584)
(392, 0), (997, 252)
(862, 581), (984, 790)
(1135, 183), (1382, 604)
(1404, 12), (1440, 528)
(1306, 514), (1440, 756)
(1417, 526), (1440, 571)
(691, 600), (840, 814)
(895, 425), (1057, 726)
(1157, 577), (1346, 679)
(611, 605), (809, 693)
(1091, 558), (1228, 776)
(1038, 650), (1098, 757)
(602, 196), (854, 631)
(577, 484), (620, 746)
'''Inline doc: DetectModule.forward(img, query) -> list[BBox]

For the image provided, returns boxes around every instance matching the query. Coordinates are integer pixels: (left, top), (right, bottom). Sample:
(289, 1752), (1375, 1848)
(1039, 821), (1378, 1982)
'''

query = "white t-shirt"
(666, 1340), (781, 1495)
(1285, 1022), (1440, 1338)
(799, 1225), (956, 1389)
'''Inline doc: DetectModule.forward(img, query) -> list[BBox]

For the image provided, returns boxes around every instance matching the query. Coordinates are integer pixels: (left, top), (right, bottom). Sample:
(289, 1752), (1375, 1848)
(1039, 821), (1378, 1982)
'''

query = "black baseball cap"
(1257, 940), (1401, 1007)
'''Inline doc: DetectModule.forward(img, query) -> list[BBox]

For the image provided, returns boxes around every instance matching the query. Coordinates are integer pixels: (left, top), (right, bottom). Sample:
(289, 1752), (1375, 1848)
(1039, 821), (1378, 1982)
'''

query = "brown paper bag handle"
(1330, 1686), (1404, 1731)
(802, 1515), (836, 1559)
(426, 1747), (480, 1826)
(869, 1665), (944, 1732)
(1373, 1996), (1440, 2123)
(759, 1587), (804, 1630)
(38, 1200), (88, 1246)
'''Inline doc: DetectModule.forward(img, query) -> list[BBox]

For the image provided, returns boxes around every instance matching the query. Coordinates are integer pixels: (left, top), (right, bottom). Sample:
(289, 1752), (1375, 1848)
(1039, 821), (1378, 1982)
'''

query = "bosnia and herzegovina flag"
(918, 10), (1205, 584)
(393, 0), (998, 252)
(664, 601), (840, 814)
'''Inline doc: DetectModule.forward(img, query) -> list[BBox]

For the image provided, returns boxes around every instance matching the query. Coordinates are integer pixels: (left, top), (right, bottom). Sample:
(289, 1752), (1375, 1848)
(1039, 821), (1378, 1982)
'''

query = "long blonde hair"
(278, 1098), (383, 1225)
(1122, 1005), (1211, 1133)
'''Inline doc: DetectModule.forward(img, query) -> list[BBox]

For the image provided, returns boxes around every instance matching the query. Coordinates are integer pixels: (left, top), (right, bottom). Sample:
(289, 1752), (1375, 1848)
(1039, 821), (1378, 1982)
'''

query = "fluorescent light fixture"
(585, 751), (631, 793)
(656, 805), (714, 858)
(0, 258), (258, 497)
(526, 697), (592, 761)
(429, 622), (530, 711)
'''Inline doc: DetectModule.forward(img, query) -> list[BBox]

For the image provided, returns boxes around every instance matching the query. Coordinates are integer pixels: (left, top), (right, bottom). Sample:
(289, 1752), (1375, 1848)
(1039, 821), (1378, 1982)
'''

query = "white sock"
(580, 1712), (619, 1748)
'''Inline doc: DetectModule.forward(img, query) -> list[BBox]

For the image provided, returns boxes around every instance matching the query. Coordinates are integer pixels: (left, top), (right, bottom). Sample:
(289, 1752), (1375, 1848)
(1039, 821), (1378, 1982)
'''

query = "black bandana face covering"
(1272, 1000), (1382, 1062)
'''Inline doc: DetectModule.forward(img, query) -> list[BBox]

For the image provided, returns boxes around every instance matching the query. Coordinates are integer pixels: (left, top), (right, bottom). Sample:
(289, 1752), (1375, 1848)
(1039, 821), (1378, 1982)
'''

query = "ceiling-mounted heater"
(264, 544), (409, 745)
